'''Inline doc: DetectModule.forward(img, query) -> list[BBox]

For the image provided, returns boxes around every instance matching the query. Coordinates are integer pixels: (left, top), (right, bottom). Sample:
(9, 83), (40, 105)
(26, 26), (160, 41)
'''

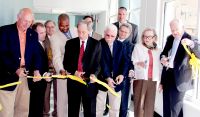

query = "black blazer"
(63, 37), (101, 81)
(113, 21), (138, 45)
(0, 23), (41, 91)
(161, 32), (200, 92)
(28, 43), (48, 90)
(122, 39), (134, 74)
(98, 39), (129, 91)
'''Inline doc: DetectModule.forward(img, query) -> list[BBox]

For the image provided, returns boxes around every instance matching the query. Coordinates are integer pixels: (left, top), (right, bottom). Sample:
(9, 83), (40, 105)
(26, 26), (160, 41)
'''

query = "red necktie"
(148, 49), (153, 79)
(78, 41), (85, 72)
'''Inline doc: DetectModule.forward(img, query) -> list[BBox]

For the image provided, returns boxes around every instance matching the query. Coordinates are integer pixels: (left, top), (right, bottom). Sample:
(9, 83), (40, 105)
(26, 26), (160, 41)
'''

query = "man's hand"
(128, 70), (135, 78)
(160, 55), (170, 67)
(33, 70), (42, 82)
(74, 71), (85, 78)
(115, 75), (124, 85)
(43, 72), (52, 82)
(158, 84), (163, 93)
(181, 38), (194, 48)
(90, 74), (96, 83)
(16, 68), (27, 78)
(60, 69), (70, 75)
(106, 77), (116, 88)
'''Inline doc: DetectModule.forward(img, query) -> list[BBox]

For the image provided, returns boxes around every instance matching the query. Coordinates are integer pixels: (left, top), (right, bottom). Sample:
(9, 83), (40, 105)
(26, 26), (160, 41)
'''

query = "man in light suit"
(83, 15), (102, 40)
(113, 7), (138, 46)
(43, 20), (57, 117)
(63, 20), (101, 117)
(96, 24), (128, 117)
(160, 19), (200, 117)
(0, 8), (41, 117)
(50, 14), (78, 117)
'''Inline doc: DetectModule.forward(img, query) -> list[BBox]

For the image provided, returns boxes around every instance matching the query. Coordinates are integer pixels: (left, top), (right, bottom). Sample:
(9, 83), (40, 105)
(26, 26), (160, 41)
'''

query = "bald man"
(0, 8), (41, 117)
(160, 19), (200, 117)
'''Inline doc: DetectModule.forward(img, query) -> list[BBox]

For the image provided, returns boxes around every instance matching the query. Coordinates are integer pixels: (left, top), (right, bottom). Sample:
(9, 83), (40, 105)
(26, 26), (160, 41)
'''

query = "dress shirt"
(79, 39), (88, 51)
(169, 38), (181, 68)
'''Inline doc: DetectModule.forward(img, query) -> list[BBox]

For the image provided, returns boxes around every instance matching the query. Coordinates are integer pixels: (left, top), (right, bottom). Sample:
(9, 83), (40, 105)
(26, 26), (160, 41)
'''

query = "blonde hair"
(141, 28), (158, 49)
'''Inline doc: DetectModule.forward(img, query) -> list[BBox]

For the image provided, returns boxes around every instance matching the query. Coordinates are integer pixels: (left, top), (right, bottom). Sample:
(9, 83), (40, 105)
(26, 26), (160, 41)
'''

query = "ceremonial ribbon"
(182, 43), (200, 79)
(27, 75), (87, 85)
(0, 81), (22, 111)
(90, 76), (120, 97)
(0, 81), (22, 89)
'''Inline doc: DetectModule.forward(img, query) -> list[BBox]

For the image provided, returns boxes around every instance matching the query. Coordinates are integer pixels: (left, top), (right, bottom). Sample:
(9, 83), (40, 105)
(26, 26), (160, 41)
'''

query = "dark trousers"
(29, 80), (47, 117)
(163, 68), (185, 117)
(119, 78), (131, 117)
(67, 80), (97, 117)
(43, 79), (57, 117)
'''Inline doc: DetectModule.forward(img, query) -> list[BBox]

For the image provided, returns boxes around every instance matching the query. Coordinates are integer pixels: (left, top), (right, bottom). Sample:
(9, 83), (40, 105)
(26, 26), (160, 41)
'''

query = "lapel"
(24, 28), (32, 65)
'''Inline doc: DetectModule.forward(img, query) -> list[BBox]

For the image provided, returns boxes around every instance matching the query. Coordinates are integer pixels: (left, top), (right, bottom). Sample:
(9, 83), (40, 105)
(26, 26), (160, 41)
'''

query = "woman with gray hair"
(131, 28), (162, 117)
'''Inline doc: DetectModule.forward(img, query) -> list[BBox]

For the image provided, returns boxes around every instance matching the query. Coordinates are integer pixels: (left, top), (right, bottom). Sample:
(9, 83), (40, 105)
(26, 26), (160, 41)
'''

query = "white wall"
(33, 0), (107, 14)
(95, 11), (108, 36)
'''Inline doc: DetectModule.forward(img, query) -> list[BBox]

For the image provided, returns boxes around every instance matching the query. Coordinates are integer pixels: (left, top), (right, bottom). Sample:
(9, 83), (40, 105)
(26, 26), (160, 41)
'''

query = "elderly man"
(0, 8), (41, 117)
(63, 20), (101, 117)
(96, 24), (128, 117)
(160, 19), (200, 117)
(50, 14), (77, 117)
(113, 7), (138, 45)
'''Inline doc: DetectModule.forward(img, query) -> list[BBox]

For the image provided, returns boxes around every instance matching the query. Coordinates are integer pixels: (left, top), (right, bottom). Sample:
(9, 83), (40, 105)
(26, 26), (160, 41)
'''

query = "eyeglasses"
(105, 34), (116, 38)
(143, 35), (156, 39)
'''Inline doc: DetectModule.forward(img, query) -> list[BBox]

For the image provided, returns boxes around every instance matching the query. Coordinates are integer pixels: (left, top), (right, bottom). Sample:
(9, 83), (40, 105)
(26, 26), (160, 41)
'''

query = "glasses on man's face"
(106, 34), (115, 38)
(143, 35), (156, 39)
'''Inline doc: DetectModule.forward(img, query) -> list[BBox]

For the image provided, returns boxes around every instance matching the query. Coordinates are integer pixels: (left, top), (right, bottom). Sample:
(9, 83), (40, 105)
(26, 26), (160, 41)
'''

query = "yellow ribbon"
(0, 81), (22, 111)
(182, 43), (200, 79)
(27, 75), (87, 85)
(90, 76), (120, 97)
(27, 75), (119, 97)
(0, 81), (22, 89)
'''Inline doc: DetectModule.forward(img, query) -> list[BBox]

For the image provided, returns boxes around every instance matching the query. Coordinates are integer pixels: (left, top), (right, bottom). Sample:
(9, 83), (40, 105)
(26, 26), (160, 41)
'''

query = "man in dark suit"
(63, 20), (101, 117)
(0, 8), (41, 117)
(117, 23), (134, 117)
(96, 24), (128, 117)
(29, 22), (52, 117)
(160, 19), (200, 117)
(113, 7), (138, 45)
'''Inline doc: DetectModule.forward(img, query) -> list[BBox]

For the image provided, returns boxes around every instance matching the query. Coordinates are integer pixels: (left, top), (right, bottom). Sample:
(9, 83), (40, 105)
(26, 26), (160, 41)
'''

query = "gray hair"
(17, 8), (34, 19)
(44, 20), (56, 27)
(104, 24), (118, 35)
(77, 20), (90, 31)
(170, 18), (184, 29)
(119, 23), (132, 34)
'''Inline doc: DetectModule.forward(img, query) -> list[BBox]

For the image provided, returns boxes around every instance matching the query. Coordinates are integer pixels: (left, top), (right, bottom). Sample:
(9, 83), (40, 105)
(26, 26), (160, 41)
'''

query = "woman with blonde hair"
(131, 28), (161, 117)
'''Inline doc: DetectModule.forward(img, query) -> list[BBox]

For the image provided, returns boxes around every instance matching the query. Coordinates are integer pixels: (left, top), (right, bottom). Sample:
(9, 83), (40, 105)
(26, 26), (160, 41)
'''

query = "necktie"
(148, 49), (153, 79)
(78, 41), (85, 72)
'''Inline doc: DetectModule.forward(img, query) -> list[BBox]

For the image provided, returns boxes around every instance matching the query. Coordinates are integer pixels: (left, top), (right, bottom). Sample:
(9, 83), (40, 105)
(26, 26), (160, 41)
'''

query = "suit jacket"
(28, 43), (48, 91)
(50, 28), (77, 74)
(113, 21), (138, 45)
(0, 23), (41, 91)
(122, 39), (134, 73)
(99, 39), (129, 91)
(63, 37), (101, 97)
(160, 32), (200, 92)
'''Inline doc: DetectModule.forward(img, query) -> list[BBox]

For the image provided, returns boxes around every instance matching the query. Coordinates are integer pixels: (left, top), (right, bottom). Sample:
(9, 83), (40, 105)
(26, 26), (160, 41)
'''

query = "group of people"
(0, 6), (199, 117)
